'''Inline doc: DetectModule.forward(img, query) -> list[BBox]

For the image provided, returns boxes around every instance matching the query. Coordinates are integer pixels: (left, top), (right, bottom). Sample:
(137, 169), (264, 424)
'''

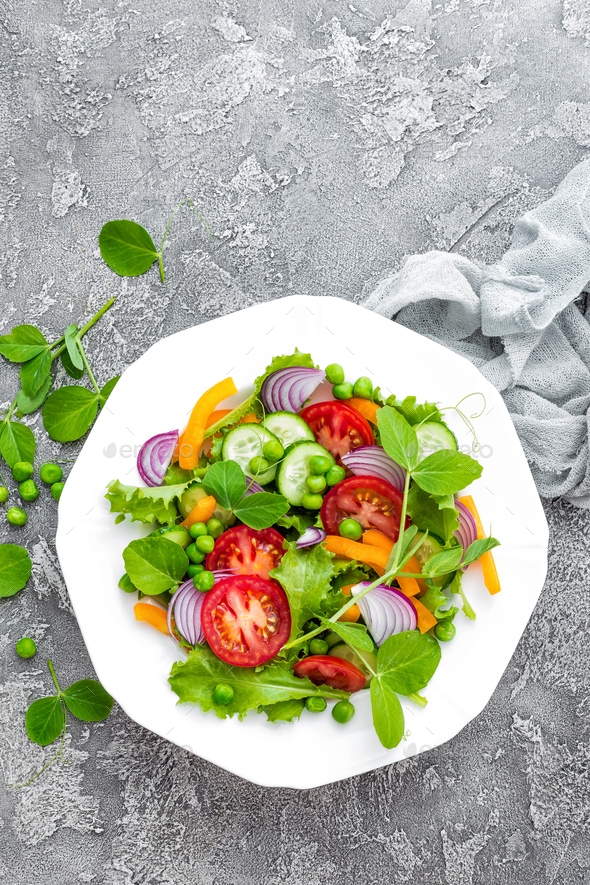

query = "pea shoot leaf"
(0, 325), (49, 363)
(406, 484), (459, 543)
(377, 406), (419, 472)
(119, 572), (139, 594)
(26, 696), (65, 746)
(412, 449), (483, 496)
(20, 349), (52, 397)
(450, 570), (476, 620)
(99, 376), (120, 407)
(64, 324), (84, 371)
(123, 536), (188, 595)
(99, 220), (160, 277)
(321, 618), (374, 652)
(105, 478), (194, 524)
(233, 492), (290, 530)
(0, 543), (32, 597)
(17, 373), (53, 415)
(370, 677), (405, 749)
(376, 631), (441, 696)
(462, 537), (500, 567)
(169, 645), (348, 720)
(61, 349), (84, 379)
(202, 459), (245, 510)
(62, 680), (114, 721)
(420, 583), (458, 622)
(270, 543), (336, 646)
(0, 420), (36, 468)
(43, 386), (98, 442)
(205, 350), (317, 437)
(261, 698), (306, 723)
(423, 546), (464, 577)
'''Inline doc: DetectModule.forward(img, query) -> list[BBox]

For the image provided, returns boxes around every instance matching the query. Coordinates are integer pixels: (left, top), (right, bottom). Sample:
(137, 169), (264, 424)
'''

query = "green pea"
(195, 534), (215, 554)
(193, 570), (215, 592)
(186, 543), (206, 564)
(16, 637), (37, 659)
(326, 465), (346, 486)
(332, 382), (354, 400)
(249, 455), (270, 475)
(187, 563), (205, 578)
(263, 439), (284, 463)
(206, 517), (225, 539)
(6, 507), (27, 526)
(51, 482), (65, 501)
(305, 696), (327, 713)
(301, 492), (323, 510)
(353, 376), (373, 399)
(0, 487), (7, 504)
(339, 518), (363, 541)
(12, 461), (34, 482)
(332, 700), (355, 724)
(306, 474), (327, 493)
(40, 463), (63, 484)
(309, 455), (332, 475)
(189, 522), (208, 539)
(213, 683), (234, 705)
(325, 363), (345, 385)
(19, 480), (39, 502)
(309, 638), (329, 655)
(434, 620), (456, 642)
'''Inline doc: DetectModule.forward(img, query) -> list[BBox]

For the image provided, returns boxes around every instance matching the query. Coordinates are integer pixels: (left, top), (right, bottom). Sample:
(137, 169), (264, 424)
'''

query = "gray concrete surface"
(1, 1), (590, 882)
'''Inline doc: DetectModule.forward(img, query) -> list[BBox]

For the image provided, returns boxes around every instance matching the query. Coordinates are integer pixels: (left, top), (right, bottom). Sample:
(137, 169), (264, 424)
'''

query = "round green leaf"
(0, 421), (36, 468)
(0, 543), (32, 597)
(99, 220), (159, 277)
(123, 536), (189, 595)
(43, 386), (99, 442)
(17, 373), (53, 415)
(26, 696), (64, 746)
(61, 349), (84, 379)
(62, 679), (114, 721)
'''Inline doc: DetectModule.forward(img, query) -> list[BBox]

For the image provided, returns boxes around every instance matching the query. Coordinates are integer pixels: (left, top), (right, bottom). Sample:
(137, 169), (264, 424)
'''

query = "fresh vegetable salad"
(106, 351), (500, 748)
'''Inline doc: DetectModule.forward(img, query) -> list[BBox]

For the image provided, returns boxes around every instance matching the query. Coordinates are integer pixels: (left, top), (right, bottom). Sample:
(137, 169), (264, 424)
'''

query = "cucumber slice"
(416, 421), (457, 462)
(262, 411), (314, 448)
(413, 531), (447, 586)
(222, 424), (280, 485)
(276, 441), (335, 506)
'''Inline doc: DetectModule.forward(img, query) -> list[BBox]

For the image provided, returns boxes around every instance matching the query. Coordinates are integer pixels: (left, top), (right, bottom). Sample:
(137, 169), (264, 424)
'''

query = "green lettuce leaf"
(407, 485), (459, 542)
(373, 391), (443, 426)
(205, 350), (317, 437)
(168, 645), (348, 719)
(105, 478), (195, 525)
(270, 542), (340, 644)
(260, 698), (305, 723)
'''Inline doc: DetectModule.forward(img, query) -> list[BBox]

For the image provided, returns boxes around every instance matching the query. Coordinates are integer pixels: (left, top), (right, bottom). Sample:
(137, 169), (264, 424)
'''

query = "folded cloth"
(365, 159), (590, 506)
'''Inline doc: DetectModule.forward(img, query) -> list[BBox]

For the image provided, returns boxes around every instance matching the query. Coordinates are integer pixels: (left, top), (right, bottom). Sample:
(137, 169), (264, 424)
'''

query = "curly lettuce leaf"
(373, 390), (442, 426)
(205, 349), (317, 437)
(407, 484), (459, 542)
(260, 698), (305, 723)
(105, 478), (196, 525)
(168, 645), (347, 720)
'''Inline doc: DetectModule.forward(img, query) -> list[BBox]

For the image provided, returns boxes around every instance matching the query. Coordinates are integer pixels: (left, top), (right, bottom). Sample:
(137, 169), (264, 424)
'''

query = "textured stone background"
(1, 1), (590, 882)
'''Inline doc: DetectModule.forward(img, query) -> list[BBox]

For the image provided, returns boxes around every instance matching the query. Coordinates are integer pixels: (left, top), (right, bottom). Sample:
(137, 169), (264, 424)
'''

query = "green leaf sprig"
(202, 460), (289, 530)
(99, 199), (212, 284)
(8, 660), (113, 788)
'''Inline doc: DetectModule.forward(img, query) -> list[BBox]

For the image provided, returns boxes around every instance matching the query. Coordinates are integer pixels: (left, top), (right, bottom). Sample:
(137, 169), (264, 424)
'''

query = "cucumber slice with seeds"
(415, 421), (457, 462)
(276, 441), (335, 506)
(262, 411), (314, 448)
(222, 424), (281, 485)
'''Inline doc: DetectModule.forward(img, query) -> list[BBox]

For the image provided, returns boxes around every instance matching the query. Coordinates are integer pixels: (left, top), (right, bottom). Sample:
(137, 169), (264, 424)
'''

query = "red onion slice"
(137, 430), (179, 487)
(296, 526), (327, 548)
(261, 367), (325, 413)
(167, 569), (237, 645)
(454, 499), (478, 552)
(352, 582), (417, 647)
(243, 476), (265, 496)
(341, 445), (406, 492)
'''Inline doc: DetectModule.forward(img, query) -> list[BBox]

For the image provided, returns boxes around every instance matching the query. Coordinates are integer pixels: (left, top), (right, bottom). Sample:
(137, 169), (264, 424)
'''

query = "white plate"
(56, 295), (548, 789)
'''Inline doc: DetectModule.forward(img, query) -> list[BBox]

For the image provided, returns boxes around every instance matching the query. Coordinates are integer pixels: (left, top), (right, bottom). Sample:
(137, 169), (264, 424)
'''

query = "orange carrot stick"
(206, 409), (232, 428)
(457, 495), (501, 595)
(180, 494), (217, 528)
(322, 536), (389, 571)
(178, 377), (238, 470)
(408, 596), (437, 633)
(346, 397), (381, 425)
(363, 528), (393, 553)
(134, 603), (170, 635)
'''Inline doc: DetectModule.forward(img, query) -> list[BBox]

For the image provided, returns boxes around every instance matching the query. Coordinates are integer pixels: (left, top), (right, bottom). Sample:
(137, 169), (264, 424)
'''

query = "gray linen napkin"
(365, 159), (590, 507)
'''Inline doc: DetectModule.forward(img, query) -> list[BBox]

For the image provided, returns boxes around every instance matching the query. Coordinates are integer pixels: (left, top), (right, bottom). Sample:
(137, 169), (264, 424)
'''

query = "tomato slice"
(294, 655), (366, 692)
(321, 475), (408, 542)
(201, 575), (291, 666)
(206, 525), (285, 579)
(299, 401), (374, 462)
